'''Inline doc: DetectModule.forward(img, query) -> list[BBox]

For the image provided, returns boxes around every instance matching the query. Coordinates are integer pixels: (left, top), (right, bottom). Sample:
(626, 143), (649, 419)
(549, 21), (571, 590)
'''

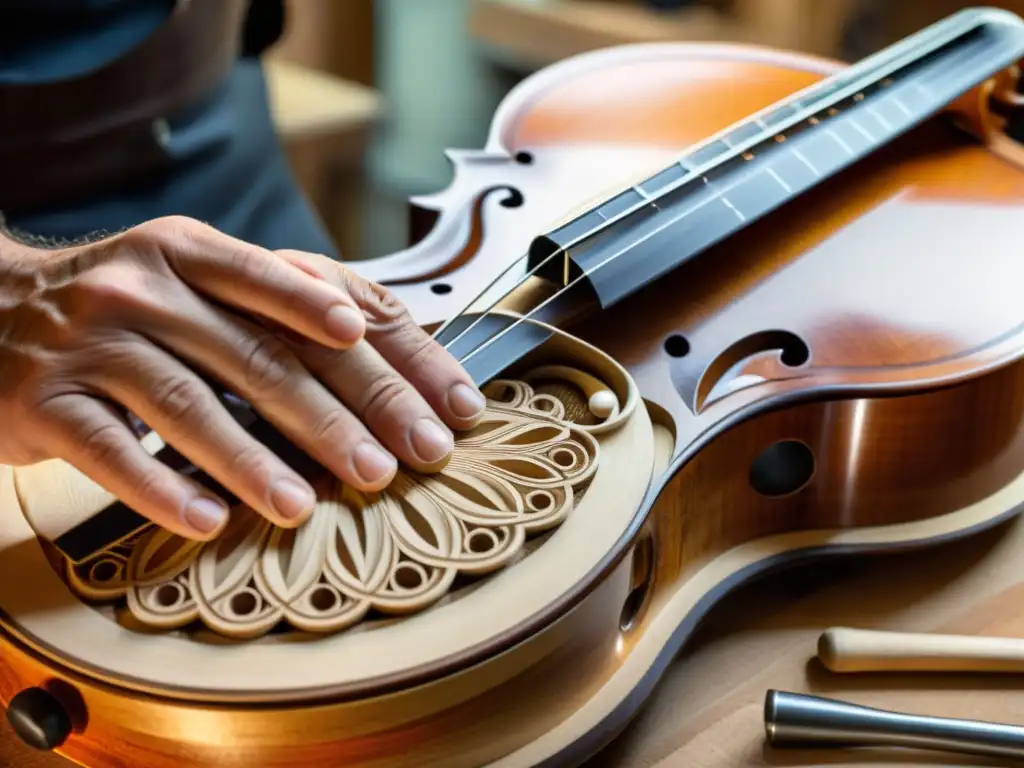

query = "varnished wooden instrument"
(6, 7), (1024, 767)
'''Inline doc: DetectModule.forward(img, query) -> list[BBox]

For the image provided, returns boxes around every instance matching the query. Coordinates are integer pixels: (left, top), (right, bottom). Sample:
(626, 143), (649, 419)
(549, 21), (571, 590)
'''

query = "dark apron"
(0, 0), (337, 257)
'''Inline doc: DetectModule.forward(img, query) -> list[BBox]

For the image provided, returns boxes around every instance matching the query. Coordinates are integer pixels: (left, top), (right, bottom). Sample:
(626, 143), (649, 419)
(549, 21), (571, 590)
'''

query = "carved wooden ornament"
(62, 365), (629, 640)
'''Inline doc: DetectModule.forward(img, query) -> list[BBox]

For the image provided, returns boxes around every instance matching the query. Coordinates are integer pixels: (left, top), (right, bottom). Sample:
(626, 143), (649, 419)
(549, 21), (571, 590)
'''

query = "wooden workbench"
(5, 512), (1024, 766)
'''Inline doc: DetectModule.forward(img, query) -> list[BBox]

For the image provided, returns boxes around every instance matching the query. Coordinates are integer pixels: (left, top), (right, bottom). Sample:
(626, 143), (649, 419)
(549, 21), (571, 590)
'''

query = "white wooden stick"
(818, 627), (1024, 673)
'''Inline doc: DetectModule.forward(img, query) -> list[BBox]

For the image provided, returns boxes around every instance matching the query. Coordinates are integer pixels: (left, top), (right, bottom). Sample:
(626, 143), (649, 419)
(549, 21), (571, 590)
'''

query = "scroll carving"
(62, 365), (631, 639)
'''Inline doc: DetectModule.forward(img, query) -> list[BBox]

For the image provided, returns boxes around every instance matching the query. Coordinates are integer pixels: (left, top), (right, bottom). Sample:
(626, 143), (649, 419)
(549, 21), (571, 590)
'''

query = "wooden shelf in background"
(469, 0), (750, 70)
(263, 58), (383, 144)
(469, 0), (864, 71)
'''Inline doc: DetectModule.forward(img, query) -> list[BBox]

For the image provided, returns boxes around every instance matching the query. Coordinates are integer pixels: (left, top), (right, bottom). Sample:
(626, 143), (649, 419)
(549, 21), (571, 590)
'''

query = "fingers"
(276, 250), (487, 431)
(294, 339), (456, 475)
(137, 296), (400, 491)
(39, 394), (231, 541)
(84, 336), (319, 529)
(125, 217), (367, 350)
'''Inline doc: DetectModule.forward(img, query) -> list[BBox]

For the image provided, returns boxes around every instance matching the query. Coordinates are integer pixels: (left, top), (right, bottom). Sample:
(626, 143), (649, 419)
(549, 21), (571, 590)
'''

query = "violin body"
(6, 10), (1024, 767)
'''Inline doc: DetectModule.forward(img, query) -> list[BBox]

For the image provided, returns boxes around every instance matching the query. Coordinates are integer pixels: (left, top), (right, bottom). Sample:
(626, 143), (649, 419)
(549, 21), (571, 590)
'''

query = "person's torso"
(0, 0), (175, 83)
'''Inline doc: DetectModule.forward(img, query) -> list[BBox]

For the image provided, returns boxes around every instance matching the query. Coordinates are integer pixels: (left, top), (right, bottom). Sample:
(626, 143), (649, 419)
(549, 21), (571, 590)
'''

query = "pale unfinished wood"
(819, 626), (1024, 674)
(52, 366), (623, 640)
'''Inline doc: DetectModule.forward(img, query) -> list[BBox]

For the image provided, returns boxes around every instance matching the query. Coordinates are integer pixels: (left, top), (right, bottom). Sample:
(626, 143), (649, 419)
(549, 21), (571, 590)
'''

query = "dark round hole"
(155, 584), (180, 607)
(431, 282), (452, 295)
(230, 591), (258, 616)
(749, 440), (815, 497)
(553, 449), (575, 467)
(663, 334), (690, 358)
(468, 532), (494, 553)
(395, 564), (423, 589)
(514, 151), (533, 164)
(92, 560), (118, 582)
(311, 586), (338, 612)
(780, 339), (810, 367)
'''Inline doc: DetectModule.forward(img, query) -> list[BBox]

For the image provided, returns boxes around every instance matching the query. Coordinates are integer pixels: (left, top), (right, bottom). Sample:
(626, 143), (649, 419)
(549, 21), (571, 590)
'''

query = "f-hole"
(693, 329), (810, 411)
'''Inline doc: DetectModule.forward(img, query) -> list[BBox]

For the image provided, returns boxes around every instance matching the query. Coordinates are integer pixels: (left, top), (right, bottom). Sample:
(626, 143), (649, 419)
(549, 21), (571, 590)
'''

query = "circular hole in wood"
(310, 586), (338, 612)
(155, 584), (181, 608)
(467, 530), (496, 553)
(90, 560), (119, 583)
(552, 448), (577, 468)
(749, 440), (815, 497)
(663, 334), (690, 358)
(394, 563), (423, 590)
(527, 491), (554, 512)
(230, 591), (259, 616)
(430, 283), (452, 295)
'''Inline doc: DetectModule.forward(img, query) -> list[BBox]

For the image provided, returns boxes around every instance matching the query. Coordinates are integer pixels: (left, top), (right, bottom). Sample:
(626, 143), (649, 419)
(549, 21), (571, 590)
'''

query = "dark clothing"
(0, 0), (336, 256)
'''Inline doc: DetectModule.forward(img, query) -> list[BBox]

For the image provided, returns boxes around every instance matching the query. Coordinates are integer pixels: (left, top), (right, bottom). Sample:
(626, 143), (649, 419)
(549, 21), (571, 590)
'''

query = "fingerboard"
(525, 11), (1024, 308)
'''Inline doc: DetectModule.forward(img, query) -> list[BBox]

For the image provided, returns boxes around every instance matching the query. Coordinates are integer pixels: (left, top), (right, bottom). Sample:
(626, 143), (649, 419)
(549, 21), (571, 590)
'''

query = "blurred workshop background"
(266, 0), (1024, 264)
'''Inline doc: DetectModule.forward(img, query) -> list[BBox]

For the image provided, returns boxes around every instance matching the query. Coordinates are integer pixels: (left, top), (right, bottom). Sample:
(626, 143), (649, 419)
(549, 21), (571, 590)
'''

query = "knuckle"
(151, 375), (208, 424)
(230, 248), (276, 286)
(131, 467), (173, 513)
(360, 373), (410, 423)
(80, 420), (131, 467)
(137, 215), (202, 244)
(121, 216), (212, 272)
(397, 327), (442, 377)
(309, 408), (355, 446)
(242, 333), (296, 396)
(346, 274), (408, 328)
(123, 215), (194, 253)
(228, 442), (271, 483)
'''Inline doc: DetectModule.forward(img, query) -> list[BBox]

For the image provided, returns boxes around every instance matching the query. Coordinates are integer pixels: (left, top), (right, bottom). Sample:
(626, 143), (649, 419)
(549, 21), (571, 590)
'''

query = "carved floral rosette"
(62, 365), (632, 640)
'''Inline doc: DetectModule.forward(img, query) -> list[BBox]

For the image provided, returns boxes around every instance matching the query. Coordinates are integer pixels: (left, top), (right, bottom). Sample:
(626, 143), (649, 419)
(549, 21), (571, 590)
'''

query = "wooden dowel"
(818, 627), (1024, 673)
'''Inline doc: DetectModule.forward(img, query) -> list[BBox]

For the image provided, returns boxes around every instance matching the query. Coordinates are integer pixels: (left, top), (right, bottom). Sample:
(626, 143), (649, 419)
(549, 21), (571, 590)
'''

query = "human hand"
(0, 216), (486, 541)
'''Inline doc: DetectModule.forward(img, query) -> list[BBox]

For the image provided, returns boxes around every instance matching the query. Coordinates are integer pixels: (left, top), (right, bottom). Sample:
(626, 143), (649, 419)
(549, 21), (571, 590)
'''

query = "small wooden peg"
(818, 627), (1024, 673)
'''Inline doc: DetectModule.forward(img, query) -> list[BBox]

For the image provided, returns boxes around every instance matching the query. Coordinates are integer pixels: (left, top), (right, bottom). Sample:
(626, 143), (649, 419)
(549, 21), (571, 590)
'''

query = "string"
(436, 8), (984, 365)
(432, 245), (566, 346)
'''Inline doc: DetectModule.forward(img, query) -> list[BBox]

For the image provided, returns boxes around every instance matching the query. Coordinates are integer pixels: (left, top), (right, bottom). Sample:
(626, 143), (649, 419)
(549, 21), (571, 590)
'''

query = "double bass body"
(5, 10), (1024, 767)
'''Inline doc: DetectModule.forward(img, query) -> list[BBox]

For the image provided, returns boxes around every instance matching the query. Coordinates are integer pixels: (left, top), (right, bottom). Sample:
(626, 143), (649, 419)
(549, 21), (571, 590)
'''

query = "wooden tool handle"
(818, 627), (1024, 673)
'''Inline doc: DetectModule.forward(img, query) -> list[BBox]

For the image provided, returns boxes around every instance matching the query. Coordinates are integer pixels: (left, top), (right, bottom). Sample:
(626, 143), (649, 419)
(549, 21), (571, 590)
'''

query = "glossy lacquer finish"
(7, 29), (1024, 768)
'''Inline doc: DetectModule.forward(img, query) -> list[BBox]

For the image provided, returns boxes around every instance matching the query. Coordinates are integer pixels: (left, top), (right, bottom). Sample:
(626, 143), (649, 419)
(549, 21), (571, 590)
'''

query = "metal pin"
(765, 690), (1024, 760)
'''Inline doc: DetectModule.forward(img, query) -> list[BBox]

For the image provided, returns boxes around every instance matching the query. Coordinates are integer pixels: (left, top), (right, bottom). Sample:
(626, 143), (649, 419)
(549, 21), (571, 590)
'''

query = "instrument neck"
(436, 8), (1024, 386)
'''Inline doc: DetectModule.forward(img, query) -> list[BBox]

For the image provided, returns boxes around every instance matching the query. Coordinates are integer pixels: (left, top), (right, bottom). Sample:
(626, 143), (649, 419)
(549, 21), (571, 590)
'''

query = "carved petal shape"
(60, 366), (622, 640)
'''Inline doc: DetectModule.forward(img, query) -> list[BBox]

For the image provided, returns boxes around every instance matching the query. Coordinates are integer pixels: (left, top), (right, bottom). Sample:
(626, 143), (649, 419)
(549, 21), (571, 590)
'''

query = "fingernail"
(353, 442), (398, 485)
(270, 477), (316, 520)
(447, 383), (486, 420)
(184, 497), (228, 534)
(410, 418), (454, 464)
(324, 304), (365, 343)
